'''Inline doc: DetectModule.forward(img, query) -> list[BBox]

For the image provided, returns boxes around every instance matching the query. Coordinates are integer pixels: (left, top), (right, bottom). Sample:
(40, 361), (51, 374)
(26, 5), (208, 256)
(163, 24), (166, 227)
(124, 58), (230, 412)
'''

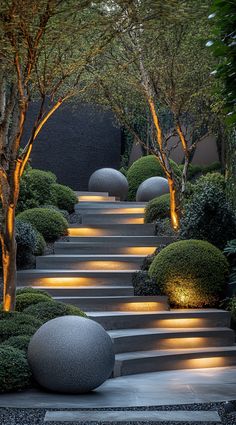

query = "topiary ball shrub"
(17, 208), (68, 242)
(132, 271), (161, 296)
(149, 240), (229, 308)
(0, 313), (43, 342)
(52, 183), (77, 213)
(15, 220), (37, 267)
(144, 194), (170, 223)
(42, 204), (70, 221)
(24, 301), (87, 323)
(127, 155), (179, 201)
(17, 169), (57, 213)
(0, 346), (32, 392)
(16, 287), (52, 298)
(181, 173), (236, 249)
(2, 335), (31, 352)
(15, 293), (52, 312)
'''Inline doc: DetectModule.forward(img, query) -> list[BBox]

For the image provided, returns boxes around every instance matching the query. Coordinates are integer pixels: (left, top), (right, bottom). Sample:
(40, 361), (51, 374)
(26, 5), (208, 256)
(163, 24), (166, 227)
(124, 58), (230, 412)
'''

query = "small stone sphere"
(136, 176), (169, 202)
(88, 168), (128, 201)
(27, 316), (115, 394)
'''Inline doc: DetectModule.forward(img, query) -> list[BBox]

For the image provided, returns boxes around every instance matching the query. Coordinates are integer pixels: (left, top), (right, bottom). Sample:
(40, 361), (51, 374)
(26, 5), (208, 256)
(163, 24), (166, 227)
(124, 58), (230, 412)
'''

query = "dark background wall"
(23, 102), (121, 190)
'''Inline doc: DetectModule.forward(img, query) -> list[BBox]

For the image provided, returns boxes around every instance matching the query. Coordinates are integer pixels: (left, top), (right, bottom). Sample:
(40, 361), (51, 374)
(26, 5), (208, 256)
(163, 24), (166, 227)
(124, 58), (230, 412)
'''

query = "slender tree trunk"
(167, 176), (180, 231)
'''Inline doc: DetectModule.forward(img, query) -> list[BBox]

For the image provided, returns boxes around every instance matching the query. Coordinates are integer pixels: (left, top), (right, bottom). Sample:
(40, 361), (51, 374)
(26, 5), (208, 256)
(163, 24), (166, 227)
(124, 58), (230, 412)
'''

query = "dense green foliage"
(33, 229), (46, 256)
(149, 240), (229, 308)
(24, 300), (87, 323)
(15, 293), (52, 312)
(17, 207), (68, 242)
(127, 156), (179, 200)
(52, 183), (77, 213)
(181, 173), (236, 248)
(2, 335), (31, 352)
(0, 346), (31, 392)
(132, 271), (160, 296)
(223, 297), (236, 329)
(16, 287), (52, 298)
(15, 220), (37, 267)
(17, 169), (57, 213)
(0, 313), (42, 342)
(144, 194), (170, 223)
(42, 204), (70, 221)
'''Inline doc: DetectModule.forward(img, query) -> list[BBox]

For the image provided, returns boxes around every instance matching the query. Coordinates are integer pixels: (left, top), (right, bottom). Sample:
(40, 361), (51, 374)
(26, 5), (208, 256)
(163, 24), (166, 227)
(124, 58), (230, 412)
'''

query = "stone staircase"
(17, 192), (236, 377)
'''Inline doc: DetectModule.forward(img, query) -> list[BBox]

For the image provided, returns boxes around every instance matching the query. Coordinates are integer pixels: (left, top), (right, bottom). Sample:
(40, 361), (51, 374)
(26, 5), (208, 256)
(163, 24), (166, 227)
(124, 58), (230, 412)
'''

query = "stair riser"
(81, 214), (144, 225)
(36, 258), (143, 271)
(66, 236), (171, 245)
(77, 208), (145, 215)
(78, 196), (116, 202)
(17, 271), (134, 287)
(68, 224), (155, 237)
(112, 333), (235, 354)
(54, 245), (156, 255)
(54, 298), (168, 312)
(75, 203), (147, 209)
(91, 314), (231, 330)
(114, 352), (236, 377)
(31, 287), (134, 297)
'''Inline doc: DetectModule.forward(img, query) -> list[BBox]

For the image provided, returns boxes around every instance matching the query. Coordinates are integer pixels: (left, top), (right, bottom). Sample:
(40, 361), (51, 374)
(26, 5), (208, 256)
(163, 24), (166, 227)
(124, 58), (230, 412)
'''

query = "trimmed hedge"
(0, 346), (31, 392)
(2, 335), (31, 352)
(42, 204), (70, 221)
(16, 287), (52, 298)
(24, 300), (87, 323)
(17, 207), (68, 242)
(15, 220), (36, 267)
(0, 313), (42, 342)
(149, 239), (229, 308)
(18, 169), (57, 213)
(144, 194), (170, 223)
(15, 293), (52, 312)
(127, 156), (179, 201)
(52, 183), (77, 213)
(33, 230), (46, 256)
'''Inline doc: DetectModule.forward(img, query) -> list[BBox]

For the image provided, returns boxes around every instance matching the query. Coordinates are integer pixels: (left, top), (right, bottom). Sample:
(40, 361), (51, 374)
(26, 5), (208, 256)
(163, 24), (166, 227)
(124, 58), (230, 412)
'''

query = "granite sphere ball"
(88, 168), (128, 200)
(136, 176), (169, 202)
(27, 316), (115, 394)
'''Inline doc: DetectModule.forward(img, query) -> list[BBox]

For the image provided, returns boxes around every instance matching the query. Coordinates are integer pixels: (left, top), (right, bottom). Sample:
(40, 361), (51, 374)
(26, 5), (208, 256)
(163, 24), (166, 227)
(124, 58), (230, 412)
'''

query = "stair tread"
(54, 295), (167, 300)
(18, 269), (138, 273)
(109, 327), (233, 337)
(88, 309), (228, 316)
(39, 254), (147, 258)
(116, 345), (236, 360)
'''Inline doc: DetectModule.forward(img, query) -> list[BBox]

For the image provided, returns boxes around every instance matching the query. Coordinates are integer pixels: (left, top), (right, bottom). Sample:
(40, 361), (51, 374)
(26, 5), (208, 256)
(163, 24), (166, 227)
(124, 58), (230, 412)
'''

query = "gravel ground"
(0, 402), (236, 425)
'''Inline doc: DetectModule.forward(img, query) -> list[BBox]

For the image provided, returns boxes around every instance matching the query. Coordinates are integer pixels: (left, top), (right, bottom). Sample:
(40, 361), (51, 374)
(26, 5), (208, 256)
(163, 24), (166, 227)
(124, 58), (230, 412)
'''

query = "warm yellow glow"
(78, 196), (114, 202)
(34, 277), (96, 287)
(185, 356), (226, 369)
(74, 261), (137, 270)
(113, 218), (143, 224)
(160, 337), (205, 349)
(102, 208), (145, 214)
(122, 247), (156, 255)
(68, 228), (105, 236)
(156, 318), (203, 328)
(124, 302), (164, 311)
(4, 294), (12, 312)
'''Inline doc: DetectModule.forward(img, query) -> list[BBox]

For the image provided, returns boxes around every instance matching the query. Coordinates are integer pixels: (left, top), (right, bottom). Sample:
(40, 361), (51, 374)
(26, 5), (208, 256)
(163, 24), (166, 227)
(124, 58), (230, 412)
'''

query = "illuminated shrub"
(17, 207), (68, 242)
(127, 155), (179, 201)
(52, 183), (77, 213)
(149, 239), (229, 308)
(18, 169), (57, 212)
(24, 301), (87, 323)
(144, 194), (170, 223)
(15, 293), (51, 312)
(0, 346), (31, 392)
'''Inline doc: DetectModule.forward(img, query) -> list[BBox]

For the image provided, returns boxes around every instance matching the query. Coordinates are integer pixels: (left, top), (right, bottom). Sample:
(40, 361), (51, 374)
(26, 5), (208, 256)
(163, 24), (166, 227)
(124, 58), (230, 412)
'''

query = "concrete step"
(77, 207), (146, 215)
(88, 309), (231, 330)
(17, 270), (135, 287)
(54, 242), (157, 255)
(81, 213), (144, 225)
(65, 235), (172, 245)
(44, 409), (222, 423)
(53, 296), (169, 312)
(76, 191), (109, 197)
(68, 224), (155, 237)
(109, 327), (235, 354)
(36, 255), (146, 270)
(114, 346), (236, 377)
(78, 196), (117, 202)
(75, 202), (147, 210)
(17, 286), (134, 297)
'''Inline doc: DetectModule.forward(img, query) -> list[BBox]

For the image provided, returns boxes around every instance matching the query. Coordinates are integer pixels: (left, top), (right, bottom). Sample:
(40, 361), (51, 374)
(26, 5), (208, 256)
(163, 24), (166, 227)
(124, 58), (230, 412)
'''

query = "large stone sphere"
(27, 316), (115, 394)
(136, 176), (169, 202)
(88, 168), (128, 201)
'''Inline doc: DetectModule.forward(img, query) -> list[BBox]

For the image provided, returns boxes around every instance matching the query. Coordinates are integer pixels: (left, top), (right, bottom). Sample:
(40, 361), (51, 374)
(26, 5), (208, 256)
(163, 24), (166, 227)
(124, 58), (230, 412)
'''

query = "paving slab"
(0, 367), (235, 409)
(44, 410), (221, 423)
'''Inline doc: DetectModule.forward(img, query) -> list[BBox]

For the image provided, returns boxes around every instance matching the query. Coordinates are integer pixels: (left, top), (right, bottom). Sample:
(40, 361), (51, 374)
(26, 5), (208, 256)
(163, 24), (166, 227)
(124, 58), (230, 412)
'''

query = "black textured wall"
(22, 102), (121, 190)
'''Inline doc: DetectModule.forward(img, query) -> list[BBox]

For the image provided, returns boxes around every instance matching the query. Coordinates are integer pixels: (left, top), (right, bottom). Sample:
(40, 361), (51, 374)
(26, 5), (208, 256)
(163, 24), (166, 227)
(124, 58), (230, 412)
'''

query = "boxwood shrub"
(144, 194), (170, 223)
(2, 335), (31, 352)
(0, 313), (42, 342)
(24, 300), (87, 323)
(52, 183), (77, 213)
(149, 239), (229, 308)
(15, 293), (52, 312)
(33, 229), (46, 256)
(127, 155), (179, 201)
(17, 207), (68, 242)
(16, 287), (52, 298)
(0, 346), (32, 392)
